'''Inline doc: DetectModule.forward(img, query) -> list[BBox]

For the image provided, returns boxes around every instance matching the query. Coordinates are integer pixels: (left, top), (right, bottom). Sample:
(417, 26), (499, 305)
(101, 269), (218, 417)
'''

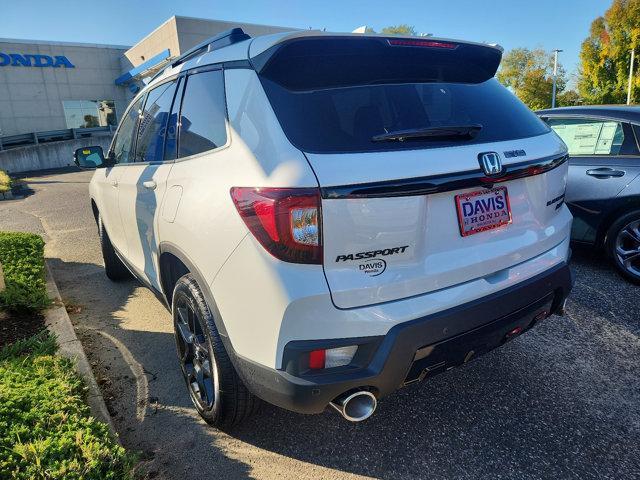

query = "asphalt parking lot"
(0, 169), (638, 480)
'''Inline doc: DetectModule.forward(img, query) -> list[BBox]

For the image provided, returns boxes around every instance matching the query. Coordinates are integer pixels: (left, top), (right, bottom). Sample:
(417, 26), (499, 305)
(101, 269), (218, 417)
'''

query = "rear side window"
(135, 80), (178, 162)
(257, 37), (548, 154)
(546, 118), (637, 156)
(111, 96), (143, 164)
(178, 69), (227, 158)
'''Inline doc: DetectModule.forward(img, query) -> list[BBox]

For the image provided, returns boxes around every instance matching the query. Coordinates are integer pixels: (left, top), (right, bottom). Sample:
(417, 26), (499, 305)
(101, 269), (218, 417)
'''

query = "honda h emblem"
(478, 152), (503, 177)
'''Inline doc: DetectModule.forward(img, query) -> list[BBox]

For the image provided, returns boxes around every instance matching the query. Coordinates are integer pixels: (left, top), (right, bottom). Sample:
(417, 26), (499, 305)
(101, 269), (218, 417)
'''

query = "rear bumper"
(232, 261), (574, 414)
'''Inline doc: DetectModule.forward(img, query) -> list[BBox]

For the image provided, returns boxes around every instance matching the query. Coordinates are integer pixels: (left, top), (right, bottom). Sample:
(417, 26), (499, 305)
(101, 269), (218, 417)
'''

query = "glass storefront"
(62, 100), (117, 129)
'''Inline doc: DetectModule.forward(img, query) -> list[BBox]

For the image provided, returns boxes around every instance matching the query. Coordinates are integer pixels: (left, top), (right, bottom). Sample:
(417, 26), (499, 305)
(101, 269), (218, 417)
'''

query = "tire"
(172, 274), (260, 430)
(98, 213), (131, 281)
(605, 209), (640, 284)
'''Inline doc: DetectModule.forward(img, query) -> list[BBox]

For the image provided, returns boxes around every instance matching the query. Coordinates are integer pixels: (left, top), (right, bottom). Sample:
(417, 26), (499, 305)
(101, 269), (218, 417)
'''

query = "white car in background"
(75, 28), (573, 430)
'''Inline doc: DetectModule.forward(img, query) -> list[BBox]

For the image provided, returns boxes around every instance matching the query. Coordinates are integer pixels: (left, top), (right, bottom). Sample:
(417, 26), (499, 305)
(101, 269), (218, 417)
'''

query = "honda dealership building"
(0, 17), (291, 139)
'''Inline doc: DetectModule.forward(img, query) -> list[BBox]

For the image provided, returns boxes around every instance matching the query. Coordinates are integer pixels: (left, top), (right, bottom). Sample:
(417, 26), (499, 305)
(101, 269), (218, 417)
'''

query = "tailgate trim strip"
(320, 154), (568, 200)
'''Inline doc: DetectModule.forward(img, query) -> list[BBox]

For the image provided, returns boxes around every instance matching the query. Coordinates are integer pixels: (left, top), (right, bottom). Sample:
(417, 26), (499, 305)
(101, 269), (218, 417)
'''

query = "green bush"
(0, 171), (11, 194)
(0, 333), (137, 479)
(0, 232), (50, 312)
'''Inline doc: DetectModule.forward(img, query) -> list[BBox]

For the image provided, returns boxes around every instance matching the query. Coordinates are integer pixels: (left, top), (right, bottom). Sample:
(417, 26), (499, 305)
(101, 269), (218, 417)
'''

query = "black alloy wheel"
(171, 274), (260, 430)
(614, 218), (640, 281)
(607, 210), (640, 284)
(174, 291), (219, 413)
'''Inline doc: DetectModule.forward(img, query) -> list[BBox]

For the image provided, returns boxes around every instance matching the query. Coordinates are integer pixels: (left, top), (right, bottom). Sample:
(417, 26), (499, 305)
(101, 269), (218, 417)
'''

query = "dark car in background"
(537, 106), (640, 283)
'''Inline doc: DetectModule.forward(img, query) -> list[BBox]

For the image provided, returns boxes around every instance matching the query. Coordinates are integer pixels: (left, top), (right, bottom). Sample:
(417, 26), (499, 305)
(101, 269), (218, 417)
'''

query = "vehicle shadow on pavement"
(46, 254), (639, 480)
(226, 250), (639, 479)
(46, 258), (255, 479)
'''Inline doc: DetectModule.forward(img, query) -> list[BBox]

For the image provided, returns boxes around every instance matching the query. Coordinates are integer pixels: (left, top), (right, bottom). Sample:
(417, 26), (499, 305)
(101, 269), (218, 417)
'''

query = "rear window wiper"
(371, 124), (483, 142)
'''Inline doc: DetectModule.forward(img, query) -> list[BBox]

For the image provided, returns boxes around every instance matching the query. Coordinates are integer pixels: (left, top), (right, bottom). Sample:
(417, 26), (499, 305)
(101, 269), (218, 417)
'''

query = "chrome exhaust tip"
(329, 390), (377, 422)
(557, 298), (568, 316)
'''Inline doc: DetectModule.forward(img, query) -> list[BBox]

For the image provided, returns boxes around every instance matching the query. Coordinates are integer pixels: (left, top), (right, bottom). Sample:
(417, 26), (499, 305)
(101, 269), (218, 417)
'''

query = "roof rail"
(172, 27), (251, 68)
(149, 27), (250, 83)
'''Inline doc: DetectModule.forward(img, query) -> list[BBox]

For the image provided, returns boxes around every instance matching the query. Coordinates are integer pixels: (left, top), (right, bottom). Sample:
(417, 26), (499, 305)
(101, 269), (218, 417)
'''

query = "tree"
(380, 25), (417, 36)
(578, 0), (640, 104)
(557, 89), (583, 106)
(364, 25), (421, 36)
(497, 48), (569, 110)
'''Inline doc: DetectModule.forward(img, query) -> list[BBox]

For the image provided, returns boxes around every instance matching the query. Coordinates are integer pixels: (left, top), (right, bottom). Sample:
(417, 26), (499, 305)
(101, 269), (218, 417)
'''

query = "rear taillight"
(230, 187), (322, 264)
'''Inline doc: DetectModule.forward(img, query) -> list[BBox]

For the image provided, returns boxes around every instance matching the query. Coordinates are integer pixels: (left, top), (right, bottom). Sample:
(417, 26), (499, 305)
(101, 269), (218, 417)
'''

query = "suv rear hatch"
(254, 35), (570, 309)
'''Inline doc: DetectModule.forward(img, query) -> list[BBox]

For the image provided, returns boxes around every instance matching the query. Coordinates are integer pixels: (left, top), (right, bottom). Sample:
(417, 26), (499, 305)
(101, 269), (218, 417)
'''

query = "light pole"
(628, 48), (636, 105)
(551, 49), (563, 108)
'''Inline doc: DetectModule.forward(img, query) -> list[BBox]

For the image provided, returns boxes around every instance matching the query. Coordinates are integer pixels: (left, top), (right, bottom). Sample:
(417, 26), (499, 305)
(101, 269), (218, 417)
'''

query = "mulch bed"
(0, 310), (45, 348)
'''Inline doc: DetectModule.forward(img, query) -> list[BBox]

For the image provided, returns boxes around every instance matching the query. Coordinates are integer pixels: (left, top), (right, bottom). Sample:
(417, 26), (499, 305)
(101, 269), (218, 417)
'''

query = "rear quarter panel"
(157, 69), (321, 355)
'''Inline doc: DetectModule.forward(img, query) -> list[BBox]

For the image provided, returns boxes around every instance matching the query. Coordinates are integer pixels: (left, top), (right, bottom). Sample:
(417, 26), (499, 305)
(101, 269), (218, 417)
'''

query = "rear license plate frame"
(455, 186), (512, 237)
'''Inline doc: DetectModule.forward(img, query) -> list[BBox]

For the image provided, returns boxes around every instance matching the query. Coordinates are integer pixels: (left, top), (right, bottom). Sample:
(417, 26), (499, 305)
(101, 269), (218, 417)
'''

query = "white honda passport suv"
(75, 29), (573, 429)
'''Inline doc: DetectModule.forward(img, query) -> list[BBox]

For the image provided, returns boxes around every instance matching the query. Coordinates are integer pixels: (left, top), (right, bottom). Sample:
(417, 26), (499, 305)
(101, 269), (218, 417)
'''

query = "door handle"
(111, 179), (118, 188)
(142, 180), (157, 190)
(586, 168), (625, 178)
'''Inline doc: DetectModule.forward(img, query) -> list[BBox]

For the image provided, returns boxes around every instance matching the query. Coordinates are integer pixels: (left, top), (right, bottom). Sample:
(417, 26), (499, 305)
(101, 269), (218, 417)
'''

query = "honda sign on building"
(0, 52), (75, 68)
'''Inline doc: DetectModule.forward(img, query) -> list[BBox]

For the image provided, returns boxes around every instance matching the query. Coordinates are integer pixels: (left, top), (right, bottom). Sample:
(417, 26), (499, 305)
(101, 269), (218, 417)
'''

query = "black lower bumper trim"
(403, 292), (554, 384)
(231, 261), (574, 414)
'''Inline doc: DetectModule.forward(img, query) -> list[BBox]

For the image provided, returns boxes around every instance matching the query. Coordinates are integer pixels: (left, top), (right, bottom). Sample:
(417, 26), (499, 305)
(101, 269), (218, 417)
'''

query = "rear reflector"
(230, 187), (322, 264)
(309, 349), (326, 369)
(504, 326), (523, 341)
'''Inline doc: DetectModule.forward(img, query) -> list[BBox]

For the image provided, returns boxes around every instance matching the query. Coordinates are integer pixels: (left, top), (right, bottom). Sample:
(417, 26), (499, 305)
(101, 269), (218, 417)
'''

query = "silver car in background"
(538, 106), (640, 283)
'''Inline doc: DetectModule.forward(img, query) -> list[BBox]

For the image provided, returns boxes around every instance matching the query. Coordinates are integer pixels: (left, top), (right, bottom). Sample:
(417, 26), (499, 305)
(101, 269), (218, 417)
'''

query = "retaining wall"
(0, 135), (113, 173)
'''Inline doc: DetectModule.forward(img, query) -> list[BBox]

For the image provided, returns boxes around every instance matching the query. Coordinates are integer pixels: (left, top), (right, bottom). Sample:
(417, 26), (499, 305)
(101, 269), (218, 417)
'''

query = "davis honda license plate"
(455, 186), (512, 237)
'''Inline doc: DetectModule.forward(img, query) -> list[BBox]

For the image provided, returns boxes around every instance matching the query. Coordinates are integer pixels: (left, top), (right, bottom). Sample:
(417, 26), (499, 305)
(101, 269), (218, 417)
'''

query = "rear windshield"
(257, 37), (549, 154)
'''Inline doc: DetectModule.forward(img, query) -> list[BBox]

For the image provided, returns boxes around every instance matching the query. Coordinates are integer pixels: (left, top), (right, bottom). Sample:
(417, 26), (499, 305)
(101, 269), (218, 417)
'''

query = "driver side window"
(111, 97), (144, 164)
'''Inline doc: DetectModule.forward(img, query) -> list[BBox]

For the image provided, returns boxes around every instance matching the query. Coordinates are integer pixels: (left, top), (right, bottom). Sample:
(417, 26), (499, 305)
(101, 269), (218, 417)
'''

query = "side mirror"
(74, 146), (106, 169)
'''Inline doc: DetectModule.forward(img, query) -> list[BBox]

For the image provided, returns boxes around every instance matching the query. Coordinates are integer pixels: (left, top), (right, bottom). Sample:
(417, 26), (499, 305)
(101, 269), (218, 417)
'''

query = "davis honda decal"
(336, 245), (409, 277)
(357, 258), (387, 277)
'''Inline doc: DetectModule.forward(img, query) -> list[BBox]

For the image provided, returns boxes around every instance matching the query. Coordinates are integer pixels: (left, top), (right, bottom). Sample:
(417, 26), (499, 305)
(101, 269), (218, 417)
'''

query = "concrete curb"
(44, 261), (120, 443)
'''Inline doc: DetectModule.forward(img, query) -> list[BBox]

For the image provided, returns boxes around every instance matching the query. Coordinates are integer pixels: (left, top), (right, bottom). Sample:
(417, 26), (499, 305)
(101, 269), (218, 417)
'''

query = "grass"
(0, 330), (56, 361)
(0, 232), (137, 478)
(0, 171), (11, 194)
(0, 332), (138, 479)
(0, 232), (50, 312)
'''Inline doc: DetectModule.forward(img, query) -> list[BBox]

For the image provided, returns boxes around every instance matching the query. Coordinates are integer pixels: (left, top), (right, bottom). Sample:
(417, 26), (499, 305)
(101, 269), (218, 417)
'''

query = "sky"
(1, 0), (610, 86)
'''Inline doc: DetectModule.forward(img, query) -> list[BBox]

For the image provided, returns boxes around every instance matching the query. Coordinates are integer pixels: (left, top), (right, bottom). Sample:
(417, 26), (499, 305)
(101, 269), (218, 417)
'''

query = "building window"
(62, 100), (118, 129)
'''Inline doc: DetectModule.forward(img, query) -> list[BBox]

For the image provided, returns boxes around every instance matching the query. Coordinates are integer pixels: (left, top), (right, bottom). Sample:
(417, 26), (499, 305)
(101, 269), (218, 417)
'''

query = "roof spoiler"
(253, 35), (503, 90)
(249, 30), (503, 62)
